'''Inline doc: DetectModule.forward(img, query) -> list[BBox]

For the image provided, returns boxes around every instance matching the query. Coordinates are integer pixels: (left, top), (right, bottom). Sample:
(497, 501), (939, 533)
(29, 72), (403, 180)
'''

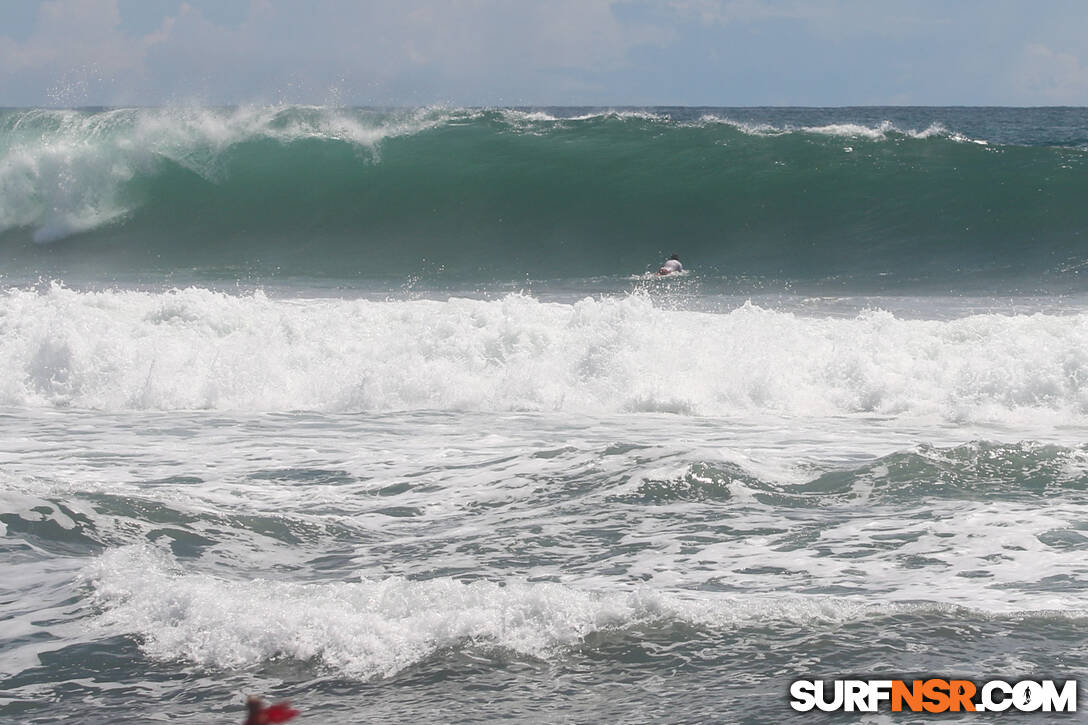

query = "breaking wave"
(4, 284), (1088, 420)
(1, 106), (1086, 283)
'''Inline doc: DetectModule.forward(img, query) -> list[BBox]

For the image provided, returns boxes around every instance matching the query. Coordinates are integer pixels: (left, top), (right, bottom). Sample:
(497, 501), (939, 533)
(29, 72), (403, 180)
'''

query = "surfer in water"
(657, 254), (683, 276)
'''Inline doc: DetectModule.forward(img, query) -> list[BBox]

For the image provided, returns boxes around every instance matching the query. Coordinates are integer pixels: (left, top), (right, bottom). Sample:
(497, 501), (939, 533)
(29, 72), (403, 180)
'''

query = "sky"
(1, 0), (1086, 107)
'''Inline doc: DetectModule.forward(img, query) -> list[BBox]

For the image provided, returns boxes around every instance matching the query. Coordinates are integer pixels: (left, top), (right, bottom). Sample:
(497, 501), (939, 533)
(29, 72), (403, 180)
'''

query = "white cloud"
(0, 0), (176, 104)
(2, 0), (1087, 106)
(1012, 44), (1088, 105)
(1, 0), (668, 105)
(2, 0), (124, 70)
(667, 0), (823, 25)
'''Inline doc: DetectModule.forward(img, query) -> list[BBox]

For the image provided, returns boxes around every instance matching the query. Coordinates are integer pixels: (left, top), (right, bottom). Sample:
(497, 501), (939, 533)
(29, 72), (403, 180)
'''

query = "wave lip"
(0, 105), (448, 243)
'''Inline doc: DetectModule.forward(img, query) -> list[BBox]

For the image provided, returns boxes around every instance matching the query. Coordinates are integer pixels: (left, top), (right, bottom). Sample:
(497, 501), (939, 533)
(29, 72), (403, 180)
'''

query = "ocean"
(1, 106), (1086, 723)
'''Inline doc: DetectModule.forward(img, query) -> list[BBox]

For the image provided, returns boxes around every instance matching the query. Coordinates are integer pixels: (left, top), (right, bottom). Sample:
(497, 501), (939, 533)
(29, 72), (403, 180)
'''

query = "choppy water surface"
(4, 406), (1087, 723)
(2, 106), (1087, 723)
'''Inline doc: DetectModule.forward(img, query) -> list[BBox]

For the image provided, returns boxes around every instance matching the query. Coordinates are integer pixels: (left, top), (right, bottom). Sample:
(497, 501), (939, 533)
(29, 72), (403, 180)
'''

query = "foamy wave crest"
(694, 115), (970, 141)
(84, 546), (923, 678)
(0, 106), (445, 242)
(5, 285), (1088, 419)
(496, 108), (668, 123)
(793, 120), (949, 140)
(485, 110), (965, 141)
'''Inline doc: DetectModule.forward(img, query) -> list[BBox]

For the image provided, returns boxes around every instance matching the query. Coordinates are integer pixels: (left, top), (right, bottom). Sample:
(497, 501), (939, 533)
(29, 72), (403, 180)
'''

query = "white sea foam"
(496, 108), (667, 124)
(692, 115), (979, 142)
(86, 545), (992, 678)
(495, 111), (972, 142)
(3, 285), (1088, 420)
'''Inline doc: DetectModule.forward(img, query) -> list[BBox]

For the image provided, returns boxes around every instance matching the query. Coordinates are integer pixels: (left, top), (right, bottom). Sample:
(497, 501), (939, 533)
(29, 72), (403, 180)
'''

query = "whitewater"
(5, 284), (1088, 422)
(2, 107), (1087, 724)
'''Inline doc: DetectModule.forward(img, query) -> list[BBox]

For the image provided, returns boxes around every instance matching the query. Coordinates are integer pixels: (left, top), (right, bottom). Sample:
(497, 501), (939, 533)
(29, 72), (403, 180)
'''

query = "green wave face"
(2, 106), (1086, 286)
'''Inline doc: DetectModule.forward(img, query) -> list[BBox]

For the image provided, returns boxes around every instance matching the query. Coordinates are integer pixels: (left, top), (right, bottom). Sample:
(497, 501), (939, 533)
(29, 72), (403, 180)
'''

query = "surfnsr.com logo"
(789, 679), (1077, 713)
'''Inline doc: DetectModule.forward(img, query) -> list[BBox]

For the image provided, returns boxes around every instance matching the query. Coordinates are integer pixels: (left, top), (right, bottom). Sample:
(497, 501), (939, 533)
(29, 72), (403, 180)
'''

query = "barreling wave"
(1, 106), (1086, 285)
(5, 284), (1088, 419)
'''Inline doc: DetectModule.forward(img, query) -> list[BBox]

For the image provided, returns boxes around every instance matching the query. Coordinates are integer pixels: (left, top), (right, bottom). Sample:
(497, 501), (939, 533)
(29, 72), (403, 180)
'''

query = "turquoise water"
(1, 107), (1087, 724)
(2, 106), (1086, 289)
